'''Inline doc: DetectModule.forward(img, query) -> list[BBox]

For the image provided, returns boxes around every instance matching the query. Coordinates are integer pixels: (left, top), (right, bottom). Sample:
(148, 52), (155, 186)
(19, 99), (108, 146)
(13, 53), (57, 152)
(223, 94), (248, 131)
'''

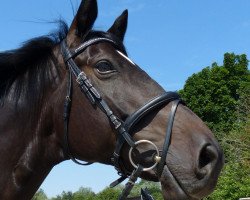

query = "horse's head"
(54, 0), (224, 199)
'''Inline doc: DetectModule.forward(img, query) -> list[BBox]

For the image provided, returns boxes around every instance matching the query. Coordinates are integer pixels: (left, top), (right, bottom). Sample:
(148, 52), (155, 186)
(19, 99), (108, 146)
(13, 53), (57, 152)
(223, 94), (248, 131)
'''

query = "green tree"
(95, 180), (163, 200)
(179, 53), (249, 132)
(95, 187), (121, 200)
(32, 189), (48, 200)
(235, 80), (250, 125)
(51, 191), (73, 200)
(130, 180), (163, 200)
(204, 119), (250, 200)
(73, 187), (95, 200)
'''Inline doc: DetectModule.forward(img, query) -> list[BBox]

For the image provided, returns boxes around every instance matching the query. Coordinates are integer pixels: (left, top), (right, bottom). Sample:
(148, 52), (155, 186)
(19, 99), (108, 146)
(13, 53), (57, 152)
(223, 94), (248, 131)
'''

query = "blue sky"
(1, 0), (250, 198)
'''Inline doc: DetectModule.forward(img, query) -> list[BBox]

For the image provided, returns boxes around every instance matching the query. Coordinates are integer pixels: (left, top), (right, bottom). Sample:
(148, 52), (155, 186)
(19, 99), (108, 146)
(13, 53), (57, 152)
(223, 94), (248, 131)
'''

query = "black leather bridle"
(60, 37), (182, 200)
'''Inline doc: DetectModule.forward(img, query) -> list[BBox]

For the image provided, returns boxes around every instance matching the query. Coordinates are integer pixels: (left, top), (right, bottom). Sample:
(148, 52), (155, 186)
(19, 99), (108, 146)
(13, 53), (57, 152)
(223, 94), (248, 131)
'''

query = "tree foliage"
(204, 119), (250, 200)
(32, 189), (48, 200)
(36, 181), (162, 200)
(132, 180), (163, 200)
(179, 53), (249, 132)
(73, 187), (96, 200)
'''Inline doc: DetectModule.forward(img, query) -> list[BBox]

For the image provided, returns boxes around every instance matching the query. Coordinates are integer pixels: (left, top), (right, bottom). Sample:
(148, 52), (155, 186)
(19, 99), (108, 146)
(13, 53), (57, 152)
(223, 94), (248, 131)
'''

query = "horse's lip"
(158, 165), (198, 200)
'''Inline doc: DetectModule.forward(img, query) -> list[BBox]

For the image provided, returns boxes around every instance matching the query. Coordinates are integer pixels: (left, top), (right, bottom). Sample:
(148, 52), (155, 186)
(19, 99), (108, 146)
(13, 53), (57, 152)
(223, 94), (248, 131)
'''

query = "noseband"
(61, 38), (182, 199)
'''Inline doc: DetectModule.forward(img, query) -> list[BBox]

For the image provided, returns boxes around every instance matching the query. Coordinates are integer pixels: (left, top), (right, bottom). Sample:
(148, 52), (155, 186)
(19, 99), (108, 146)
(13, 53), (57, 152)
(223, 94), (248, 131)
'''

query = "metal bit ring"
(129, 140), (161, 171)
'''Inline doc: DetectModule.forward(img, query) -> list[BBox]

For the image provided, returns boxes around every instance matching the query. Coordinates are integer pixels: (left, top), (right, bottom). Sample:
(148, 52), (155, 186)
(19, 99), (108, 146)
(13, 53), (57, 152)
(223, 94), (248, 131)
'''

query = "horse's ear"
(68, 0), (98, 39)
(108, 10), (128, 41)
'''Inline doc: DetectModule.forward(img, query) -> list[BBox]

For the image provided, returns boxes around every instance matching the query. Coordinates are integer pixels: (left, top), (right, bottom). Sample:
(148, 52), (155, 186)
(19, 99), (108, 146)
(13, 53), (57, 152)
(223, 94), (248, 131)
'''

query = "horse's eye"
(95, 61), (115, 73)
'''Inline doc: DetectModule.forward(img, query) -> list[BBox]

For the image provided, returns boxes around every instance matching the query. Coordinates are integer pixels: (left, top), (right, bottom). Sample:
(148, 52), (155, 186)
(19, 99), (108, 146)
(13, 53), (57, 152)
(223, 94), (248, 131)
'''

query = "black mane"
(0, 21), (68, 105)
(0, 21), (126, 107)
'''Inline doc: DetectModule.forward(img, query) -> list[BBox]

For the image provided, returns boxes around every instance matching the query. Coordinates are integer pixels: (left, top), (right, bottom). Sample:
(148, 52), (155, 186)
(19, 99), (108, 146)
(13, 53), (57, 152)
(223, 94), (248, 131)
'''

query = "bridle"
(60, 37), (182, 199)
(61, 37), (181, 199)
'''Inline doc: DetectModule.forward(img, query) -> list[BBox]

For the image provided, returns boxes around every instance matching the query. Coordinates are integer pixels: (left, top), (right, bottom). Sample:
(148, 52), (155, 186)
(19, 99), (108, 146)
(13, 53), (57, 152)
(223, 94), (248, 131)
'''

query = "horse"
(0, 0), (224, 199)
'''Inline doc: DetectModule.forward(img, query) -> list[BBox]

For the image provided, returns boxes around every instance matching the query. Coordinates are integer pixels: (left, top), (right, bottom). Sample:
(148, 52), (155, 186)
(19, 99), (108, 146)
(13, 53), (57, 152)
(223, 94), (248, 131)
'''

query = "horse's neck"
(0, 68), (65, 199)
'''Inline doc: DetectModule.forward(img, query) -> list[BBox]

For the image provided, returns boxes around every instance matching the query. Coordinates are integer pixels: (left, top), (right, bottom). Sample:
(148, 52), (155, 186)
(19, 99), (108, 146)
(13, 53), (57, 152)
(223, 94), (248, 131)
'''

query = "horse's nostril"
(199, 145), (216, 168)
(196, 144), (218, 180)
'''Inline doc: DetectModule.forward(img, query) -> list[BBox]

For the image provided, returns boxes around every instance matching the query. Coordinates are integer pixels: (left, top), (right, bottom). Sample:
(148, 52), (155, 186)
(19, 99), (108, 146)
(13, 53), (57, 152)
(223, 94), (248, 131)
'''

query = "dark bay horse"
(0, 0), (224, 199)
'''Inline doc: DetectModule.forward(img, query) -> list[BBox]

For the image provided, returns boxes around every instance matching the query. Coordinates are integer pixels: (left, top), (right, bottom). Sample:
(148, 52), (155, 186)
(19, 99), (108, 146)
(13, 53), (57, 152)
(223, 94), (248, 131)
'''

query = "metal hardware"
(129, 140), (160, 171)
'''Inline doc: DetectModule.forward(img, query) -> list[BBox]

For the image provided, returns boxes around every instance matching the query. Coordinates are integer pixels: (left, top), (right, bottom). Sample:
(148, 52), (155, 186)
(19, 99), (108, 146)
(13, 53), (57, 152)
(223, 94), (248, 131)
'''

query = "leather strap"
(157, 100), (180, 176)
(118, 165), (143, 200)
(63, 70), (93, 166)
(124, 92), (180, 131)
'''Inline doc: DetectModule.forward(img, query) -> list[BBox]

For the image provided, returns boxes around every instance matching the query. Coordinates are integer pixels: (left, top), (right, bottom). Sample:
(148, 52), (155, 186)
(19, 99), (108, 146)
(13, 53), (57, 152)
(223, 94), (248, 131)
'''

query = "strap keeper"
(76, 72), (87, 84)
(113, 119), (122, 129)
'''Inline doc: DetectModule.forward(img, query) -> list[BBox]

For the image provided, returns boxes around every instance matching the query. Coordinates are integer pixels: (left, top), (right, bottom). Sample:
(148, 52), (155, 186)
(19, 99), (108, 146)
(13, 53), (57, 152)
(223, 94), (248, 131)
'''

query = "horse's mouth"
(158, 165), (198, 200)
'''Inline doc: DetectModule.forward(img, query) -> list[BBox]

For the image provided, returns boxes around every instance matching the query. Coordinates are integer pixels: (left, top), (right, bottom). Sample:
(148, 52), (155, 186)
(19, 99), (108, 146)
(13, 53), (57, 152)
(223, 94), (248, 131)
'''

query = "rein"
(60, 38), (182, 199)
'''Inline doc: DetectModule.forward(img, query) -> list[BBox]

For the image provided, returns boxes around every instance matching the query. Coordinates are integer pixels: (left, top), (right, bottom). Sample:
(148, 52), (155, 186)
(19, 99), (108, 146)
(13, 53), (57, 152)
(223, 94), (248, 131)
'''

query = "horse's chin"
(159, 165), (199, 200)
